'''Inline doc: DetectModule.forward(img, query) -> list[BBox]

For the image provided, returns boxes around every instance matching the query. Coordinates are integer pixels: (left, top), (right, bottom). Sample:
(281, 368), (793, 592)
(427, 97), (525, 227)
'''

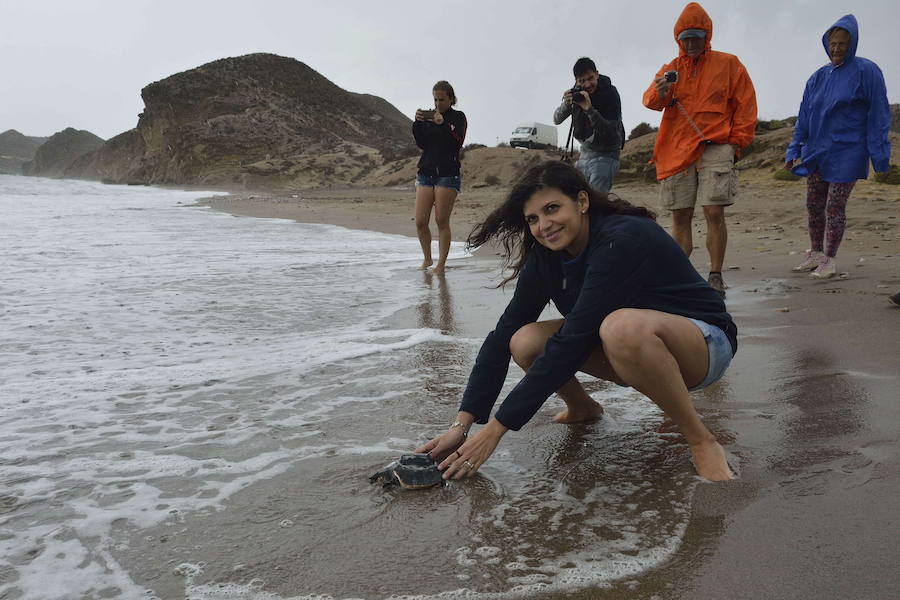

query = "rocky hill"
(22, 128), (104, 178)
(67, 53), (417, 188)
(0, 130), (48, 174)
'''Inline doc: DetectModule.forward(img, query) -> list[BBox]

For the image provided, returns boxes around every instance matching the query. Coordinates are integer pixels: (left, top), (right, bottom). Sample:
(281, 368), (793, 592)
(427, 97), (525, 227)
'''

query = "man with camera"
(553, 57), (625, 193)
(643, 2), (757, 297)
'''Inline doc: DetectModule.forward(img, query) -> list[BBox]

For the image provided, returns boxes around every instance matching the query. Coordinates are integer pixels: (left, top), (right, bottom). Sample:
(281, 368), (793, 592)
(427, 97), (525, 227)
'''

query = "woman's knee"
(434, 215), (451, 231)
(509, 323), (546, 367)
(599, 310), (653, 356)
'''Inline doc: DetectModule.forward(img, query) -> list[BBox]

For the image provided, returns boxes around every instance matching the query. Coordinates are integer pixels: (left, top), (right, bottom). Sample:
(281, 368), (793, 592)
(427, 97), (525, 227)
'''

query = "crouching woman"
(417, 160), (737, 480)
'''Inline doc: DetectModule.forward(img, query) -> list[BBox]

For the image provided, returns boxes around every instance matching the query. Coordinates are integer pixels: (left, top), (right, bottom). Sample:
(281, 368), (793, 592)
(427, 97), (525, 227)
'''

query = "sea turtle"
(369, 453), (444, 489)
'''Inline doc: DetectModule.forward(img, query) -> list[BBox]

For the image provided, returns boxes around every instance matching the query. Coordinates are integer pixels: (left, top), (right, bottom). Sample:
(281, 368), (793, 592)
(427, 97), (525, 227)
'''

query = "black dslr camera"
(664, 71), (678, 83)
(570, 85), (587, 103)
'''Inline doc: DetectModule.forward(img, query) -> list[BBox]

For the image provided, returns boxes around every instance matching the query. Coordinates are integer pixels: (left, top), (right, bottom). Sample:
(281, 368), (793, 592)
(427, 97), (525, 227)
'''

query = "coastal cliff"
(0, 130), (48, 175)
(22, 128), (104, 178)
(67, 53), (417, 188)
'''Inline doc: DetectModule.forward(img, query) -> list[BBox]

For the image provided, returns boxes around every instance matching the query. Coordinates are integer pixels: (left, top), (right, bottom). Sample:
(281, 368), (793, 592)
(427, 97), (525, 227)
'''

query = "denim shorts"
(686, 318), (734, 391)
(416, 173), (461, 193)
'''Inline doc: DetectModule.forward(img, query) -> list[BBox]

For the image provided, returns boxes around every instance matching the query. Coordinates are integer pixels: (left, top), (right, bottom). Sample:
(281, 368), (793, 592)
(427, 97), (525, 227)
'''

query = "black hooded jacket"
(554, 75), (624, 156)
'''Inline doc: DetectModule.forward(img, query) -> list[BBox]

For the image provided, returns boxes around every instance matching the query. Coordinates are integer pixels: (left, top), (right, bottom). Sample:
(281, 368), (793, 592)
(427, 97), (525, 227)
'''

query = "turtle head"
(369, 460), (400, 486)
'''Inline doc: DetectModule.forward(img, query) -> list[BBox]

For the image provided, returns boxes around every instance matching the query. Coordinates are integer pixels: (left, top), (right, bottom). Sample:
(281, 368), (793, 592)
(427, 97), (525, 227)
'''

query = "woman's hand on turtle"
(438, 420), (507, 480)
(784, 159), (796, 171)
(415, 427), (465, 462)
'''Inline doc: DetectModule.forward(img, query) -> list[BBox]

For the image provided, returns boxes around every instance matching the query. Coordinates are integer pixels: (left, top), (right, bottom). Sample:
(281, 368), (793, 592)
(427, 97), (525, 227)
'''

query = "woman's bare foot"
(689, 439), (734, 481)
(432, 262), (446, 275)
(553, 401), (604, 423)
(419, 259), (433, 270)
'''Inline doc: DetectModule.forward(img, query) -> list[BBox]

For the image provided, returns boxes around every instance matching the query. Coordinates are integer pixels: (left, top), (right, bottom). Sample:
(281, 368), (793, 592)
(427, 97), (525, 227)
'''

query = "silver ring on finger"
(464, 460), (475, 469)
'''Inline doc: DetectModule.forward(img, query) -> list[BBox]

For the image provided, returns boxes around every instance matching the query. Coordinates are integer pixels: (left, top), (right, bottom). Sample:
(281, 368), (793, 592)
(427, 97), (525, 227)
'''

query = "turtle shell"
(369, 453), (444, 490)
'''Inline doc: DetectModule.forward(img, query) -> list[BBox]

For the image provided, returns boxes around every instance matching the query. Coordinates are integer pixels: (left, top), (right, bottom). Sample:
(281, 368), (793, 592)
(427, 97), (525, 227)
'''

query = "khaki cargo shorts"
(659, 143), (738, 210)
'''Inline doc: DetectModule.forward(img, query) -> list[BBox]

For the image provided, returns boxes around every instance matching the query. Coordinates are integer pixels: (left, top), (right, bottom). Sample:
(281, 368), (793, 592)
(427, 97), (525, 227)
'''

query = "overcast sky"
(2, 0), (897, 148)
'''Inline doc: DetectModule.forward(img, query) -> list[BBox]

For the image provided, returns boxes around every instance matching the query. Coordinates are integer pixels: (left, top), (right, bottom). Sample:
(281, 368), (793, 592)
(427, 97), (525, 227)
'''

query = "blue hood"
(822, 14), (858, 64)
(786, 12), (892, 183)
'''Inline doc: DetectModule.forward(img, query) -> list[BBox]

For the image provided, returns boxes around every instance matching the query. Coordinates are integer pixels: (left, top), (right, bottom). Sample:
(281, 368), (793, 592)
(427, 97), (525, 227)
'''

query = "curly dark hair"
(467, 160), (655, 286)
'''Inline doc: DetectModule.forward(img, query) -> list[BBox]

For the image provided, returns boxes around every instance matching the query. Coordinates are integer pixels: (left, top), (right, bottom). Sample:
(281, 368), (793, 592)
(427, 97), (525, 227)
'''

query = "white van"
(509, 122), (557, 149)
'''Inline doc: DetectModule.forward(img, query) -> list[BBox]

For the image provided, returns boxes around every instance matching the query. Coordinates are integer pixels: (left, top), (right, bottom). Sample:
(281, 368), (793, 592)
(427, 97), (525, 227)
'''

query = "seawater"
(0, 176), (698, 600)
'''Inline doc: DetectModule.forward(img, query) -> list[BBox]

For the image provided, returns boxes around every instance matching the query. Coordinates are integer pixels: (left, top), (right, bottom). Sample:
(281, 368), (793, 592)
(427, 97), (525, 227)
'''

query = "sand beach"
(195, 172), (900, 599)
(2, 172), (899, 599)
(5, 2), (900, 596)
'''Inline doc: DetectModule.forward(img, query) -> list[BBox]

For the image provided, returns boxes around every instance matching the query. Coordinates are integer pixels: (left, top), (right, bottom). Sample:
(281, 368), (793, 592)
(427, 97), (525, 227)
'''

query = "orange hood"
(674, 2), (713, 56)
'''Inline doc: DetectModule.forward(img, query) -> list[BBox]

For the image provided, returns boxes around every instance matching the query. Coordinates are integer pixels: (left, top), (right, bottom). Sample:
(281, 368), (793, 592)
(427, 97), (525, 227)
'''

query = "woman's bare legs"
(510, 312), (732, 481)
(599, 308), (732, 481)
(432, 186), (457, 274)
(414, 185), (435, 269)
(509, 320), (617, 423)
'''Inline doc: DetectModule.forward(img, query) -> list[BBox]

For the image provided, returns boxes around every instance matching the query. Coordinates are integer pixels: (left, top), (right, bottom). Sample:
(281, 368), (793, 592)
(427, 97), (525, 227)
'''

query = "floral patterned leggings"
(806, 171), (856, 258)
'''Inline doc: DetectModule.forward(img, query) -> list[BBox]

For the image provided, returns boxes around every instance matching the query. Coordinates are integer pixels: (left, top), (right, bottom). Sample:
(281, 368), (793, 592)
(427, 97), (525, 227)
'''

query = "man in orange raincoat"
(643, 2), (757, 297)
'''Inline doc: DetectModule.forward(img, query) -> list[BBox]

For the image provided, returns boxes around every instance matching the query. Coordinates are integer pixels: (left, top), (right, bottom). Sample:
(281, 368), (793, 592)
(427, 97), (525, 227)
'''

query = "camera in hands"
(570, 85), (587, 104)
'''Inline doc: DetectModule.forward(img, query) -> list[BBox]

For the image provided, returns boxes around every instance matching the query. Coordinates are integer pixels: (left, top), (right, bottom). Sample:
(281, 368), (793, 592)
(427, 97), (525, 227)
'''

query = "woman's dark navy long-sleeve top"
(459, 213), (737, 431)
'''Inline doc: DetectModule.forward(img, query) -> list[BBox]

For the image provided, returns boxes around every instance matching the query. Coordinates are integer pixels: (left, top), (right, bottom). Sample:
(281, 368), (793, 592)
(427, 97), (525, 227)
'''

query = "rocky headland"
(66, 53), (418, 188)
(22, 128), (105, 178)
(0, 130), (48, 175)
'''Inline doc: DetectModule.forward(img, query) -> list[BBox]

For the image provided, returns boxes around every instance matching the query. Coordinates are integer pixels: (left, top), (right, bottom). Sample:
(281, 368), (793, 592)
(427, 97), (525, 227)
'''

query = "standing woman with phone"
(412, 81), (467, 274)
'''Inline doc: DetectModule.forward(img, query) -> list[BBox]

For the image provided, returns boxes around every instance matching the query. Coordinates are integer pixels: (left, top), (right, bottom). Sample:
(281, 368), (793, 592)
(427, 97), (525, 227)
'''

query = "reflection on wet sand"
(417, 271), (456, 334)
(414, 271), (467, 412)
(769, 349), (868, 488)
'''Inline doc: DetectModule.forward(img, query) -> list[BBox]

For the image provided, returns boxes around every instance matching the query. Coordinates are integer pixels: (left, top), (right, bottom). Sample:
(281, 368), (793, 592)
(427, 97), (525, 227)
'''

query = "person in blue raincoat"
(785, 14), (892, 279)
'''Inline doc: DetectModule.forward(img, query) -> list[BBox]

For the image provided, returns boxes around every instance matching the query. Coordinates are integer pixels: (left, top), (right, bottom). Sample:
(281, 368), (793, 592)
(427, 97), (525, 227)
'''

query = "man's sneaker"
(889, 292), (900, 307)
(809, 255), (836, 279)
(793, 249), (823, 272)
(708, 272), (726, 297)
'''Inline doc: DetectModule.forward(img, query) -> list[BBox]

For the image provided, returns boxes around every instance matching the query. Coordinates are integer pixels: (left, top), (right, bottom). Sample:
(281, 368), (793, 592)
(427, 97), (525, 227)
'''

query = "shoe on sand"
(889, 292), (900, 307)
(809, 255), (836, 279)
(708, 272), (726, 297)
(793, 249), (823, 272)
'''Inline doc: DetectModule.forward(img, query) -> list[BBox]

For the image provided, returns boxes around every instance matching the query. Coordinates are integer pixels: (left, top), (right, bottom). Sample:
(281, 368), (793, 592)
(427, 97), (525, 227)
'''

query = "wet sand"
(192, 177), (900, 599)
